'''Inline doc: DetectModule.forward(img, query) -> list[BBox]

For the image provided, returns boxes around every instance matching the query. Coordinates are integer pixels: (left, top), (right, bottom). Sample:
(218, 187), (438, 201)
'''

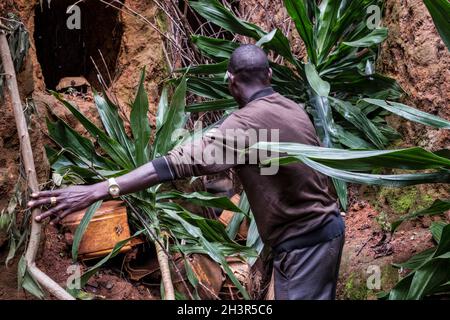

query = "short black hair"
(228, 44), (270, 83)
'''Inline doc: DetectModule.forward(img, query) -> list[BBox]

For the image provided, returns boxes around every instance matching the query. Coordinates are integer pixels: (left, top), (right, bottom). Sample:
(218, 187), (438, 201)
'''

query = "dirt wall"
(341, 0), (450, 298)
(380, 0), (450, 150)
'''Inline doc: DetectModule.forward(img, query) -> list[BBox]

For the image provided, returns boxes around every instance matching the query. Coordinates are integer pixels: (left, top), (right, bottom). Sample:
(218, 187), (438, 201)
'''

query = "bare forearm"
(29, 160), (164, 223)
(93, 162), (161, 201)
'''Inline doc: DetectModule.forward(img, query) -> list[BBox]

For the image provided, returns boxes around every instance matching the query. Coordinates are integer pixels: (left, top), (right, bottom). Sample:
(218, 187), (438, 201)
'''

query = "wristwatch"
(107, 178), (121, 198)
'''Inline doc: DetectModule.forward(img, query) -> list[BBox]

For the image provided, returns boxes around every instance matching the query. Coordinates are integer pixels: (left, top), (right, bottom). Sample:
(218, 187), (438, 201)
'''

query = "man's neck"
(240, 86), (274, 107)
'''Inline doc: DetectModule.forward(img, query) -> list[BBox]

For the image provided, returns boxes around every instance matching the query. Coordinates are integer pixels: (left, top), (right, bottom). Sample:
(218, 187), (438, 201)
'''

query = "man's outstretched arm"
(28, 161), (162, 224)
(28, 114), (249, 223)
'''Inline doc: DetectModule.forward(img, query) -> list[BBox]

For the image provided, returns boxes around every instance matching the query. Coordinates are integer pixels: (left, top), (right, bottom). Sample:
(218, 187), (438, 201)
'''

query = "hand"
(27, 184), (106, 224)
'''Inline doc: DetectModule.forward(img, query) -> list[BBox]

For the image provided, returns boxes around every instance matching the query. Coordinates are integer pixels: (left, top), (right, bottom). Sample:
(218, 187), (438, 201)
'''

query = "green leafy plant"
(176, 1), (450, 299)
(381, 198), (450, 299)
(0, 182), (30, 268)
(180, 0), (413, 209)
(253, 142), (450, 186)
(46, 69), (255, 299)
(0, 14), (29, 97)
(384, 222), (450, 299)
(391, 199), (450, 233)
(251, 140), (450, 299)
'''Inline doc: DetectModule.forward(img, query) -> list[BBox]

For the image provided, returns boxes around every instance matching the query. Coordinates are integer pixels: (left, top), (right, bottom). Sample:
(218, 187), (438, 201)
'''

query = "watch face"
(109, 186), (120, 196)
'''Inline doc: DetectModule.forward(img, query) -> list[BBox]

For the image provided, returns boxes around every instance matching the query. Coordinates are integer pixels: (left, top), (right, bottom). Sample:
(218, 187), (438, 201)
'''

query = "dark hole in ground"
(34, 0), (123, 91)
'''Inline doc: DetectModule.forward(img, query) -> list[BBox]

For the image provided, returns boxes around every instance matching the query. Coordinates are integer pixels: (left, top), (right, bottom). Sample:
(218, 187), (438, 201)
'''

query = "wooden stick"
(155, 234), (175, 300)
(0, 31), (74, 300)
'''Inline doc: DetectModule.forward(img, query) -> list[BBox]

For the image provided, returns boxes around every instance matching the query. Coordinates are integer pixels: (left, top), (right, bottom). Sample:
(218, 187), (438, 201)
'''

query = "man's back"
(224, 92), (339, 246)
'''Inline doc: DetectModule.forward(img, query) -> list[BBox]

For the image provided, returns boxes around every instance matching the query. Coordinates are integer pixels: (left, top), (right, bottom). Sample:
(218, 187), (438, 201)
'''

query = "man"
(28, 45), (345, 300)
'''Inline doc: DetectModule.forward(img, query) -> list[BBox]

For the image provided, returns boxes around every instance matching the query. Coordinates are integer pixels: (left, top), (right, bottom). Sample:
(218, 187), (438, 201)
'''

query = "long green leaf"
(226, 192), (249, 240)
(246, 212), (264, 267)
(329, 97), (388, 149)
(312, 156), (449, 186)
(391, 199), (450, 232)
(186, 98), (237, 113)
(308, 91), (346, 208)
(186, 77), (231, 100)
(392, 247), (436, 270)
(406, 258), (450, 299)
(180, 60), (228, 75)
(272, 154), (450, 187)
(190, 0), (263, 40)
(156, 85), (169, 134)
(423, 0), (450, 51)
(153, 76), (188, 157)
(72, 200), (102, 262)
(51, 92), (132, 169)
(318, 0), (375, 61)
(94, 92), (135, 167)
(46, 117), (117, 170)
(315, 0), (340, 60)
(191, 35), (238, 60)
(157, 191), (242, 212)
(388, 271), (414, 300)
(364, 99), (450, 129)
(343, 28), (388, 47)
(130, 68), (151, 166)
(284, 0), (316, 63)
(430, 221), (447, 244)
(333, 178), (348, 211)
(254, 142), (450, 171)
(433, 223), (450, 257)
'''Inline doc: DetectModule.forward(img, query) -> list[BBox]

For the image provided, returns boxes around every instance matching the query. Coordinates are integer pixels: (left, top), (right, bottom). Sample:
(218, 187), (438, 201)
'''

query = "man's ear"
(228, 72), (235, 84)
(268, 68), (273, 81)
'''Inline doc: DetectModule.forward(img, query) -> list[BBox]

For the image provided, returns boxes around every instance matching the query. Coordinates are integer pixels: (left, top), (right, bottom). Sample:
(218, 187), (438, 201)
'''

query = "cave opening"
(34, 0), (124, 91)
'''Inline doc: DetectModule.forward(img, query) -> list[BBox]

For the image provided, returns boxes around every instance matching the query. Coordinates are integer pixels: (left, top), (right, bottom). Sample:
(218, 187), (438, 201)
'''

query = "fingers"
(35, 204), (67, 222)
(51, 209), (74, 225)
(28, 196), (62, 209)
(30, 190), (61, 199)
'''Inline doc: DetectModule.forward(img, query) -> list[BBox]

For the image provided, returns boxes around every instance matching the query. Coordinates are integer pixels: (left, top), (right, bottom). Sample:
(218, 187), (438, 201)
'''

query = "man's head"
(227, 44), (272, 107)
